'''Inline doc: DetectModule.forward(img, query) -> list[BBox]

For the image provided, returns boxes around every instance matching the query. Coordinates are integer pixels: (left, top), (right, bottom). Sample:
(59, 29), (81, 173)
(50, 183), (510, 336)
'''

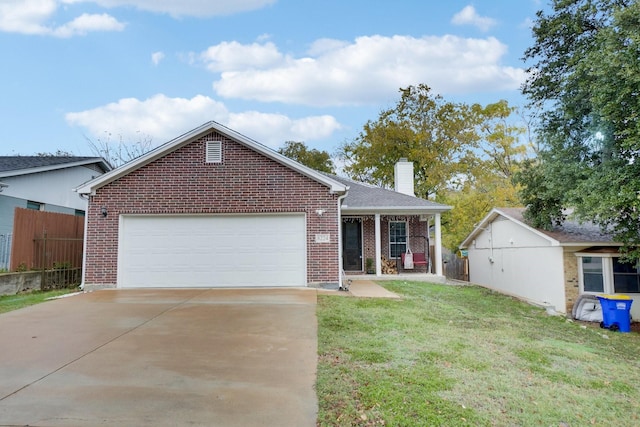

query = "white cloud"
(53, 13), (125, 37)
(151, 51), (165, 65)
(200, 41), (284, 72)
(227, 112), (341, 146)
(204, 35), (526, 107)
(0, 0), (56, 35)
(0, 0), (125, 36)
(65, 94), (342, 148)
(63, 0), (276, 17)
(451, 5), (497, 32)
(520, 17), (535, 29)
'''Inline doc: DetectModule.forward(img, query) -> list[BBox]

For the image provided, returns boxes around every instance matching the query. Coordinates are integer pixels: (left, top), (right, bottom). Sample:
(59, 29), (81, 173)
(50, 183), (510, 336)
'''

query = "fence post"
(41, 230), (47, 290)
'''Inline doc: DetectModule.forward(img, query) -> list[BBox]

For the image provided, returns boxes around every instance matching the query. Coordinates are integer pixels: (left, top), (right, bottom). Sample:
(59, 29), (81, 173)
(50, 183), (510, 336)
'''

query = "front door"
(342, 219), (362, 271)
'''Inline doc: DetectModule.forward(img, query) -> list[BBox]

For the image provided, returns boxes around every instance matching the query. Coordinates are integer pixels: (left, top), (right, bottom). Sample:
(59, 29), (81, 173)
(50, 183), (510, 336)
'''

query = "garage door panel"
(118, 215), (306, 288)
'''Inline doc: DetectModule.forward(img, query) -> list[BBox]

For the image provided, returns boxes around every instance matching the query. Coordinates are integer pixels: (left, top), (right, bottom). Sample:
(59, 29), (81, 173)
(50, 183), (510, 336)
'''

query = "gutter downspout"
(78, 192), (90, 290)
(336, 190), (349, 289)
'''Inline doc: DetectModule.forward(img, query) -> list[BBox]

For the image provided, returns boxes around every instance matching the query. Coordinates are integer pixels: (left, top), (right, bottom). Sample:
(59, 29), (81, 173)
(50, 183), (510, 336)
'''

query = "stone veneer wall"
(563, 250), (580, 314)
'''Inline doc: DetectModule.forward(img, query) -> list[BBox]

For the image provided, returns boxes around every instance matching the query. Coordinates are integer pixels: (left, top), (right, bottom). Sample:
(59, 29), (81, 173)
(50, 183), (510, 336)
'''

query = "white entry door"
(117, 214), (306, 288)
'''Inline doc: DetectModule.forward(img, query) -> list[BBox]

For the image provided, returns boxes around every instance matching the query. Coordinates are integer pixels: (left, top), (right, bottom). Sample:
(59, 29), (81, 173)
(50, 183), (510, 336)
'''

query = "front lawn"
(0, 289), (79, 314)
(316, 281), (640, 426)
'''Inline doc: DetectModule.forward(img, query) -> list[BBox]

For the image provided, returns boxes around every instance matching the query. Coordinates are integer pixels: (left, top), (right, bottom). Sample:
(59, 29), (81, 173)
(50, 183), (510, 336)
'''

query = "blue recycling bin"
(597, 294), (633, 333)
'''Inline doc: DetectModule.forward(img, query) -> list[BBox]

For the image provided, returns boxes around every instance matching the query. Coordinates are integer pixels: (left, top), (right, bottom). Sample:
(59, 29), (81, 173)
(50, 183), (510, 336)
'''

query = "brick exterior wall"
(84, 131), (340, 287)
(563, 250), (580, 314)
(348, 215), (429, 273)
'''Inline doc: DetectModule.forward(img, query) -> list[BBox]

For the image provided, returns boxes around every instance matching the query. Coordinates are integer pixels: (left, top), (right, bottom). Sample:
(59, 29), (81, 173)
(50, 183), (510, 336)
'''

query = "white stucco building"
(460, 208), (639, 321)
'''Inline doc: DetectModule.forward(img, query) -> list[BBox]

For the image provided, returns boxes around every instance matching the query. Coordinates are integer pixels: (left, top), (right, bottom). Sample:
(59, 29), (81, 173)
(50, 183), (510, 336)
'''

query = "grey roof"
(0, 156), (111, 177)
(497, 207), (615, 244)
(329, 174), (451, 213)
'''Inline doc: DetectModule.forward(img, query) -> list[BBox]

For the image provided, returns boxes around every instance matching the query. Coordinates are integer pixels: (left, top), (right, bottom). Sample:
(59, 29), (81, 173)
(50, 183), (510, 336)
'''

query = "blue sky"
(1, 0), (545, 156)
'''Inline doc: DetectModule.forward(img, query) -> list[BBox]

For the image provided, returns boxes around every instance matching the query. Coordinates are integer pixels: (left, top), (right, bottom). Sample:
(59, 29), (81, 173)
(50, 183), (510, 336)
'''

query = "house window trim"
(576, 252), (640, 295)
(388, 220), (409, 259)
(26, 200), (44, 211)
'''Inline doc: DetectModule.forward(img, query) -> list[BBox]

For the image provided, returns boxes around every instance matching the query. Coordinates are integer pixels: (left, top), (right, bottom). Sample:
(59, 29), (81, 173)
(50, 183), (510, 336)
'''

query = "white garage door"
(118, 214), (306, 288)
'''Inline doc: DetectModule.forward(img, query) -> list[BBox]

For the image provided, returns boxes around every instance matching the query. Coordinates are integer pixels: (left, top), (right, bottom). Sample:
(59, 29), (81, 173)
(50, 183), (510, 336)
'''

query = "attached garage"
(77, 121), (347, 289)
(118, 214), (307, 288)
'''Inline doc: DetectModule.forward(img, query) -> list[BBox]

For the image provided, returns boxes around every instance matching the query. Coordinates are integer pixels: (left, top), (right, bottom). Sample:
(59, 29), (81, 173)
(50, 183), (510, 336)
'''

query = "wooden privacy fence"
(33, 232), (83, 289)
(10, 208), (84, 289)
(443, 251), (469, 281)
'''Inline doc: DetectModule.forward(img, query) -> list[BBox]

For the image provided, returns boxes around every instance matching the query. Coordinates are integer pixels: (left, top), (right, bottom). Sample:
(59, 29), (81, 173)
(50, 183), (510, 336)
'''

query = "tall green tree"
(340, 84), (528, 249)
(440, 101), (527, 249)
(340, 84), (477, 199)
(277, 141), (336, 174)
(520, 0), (640, 258)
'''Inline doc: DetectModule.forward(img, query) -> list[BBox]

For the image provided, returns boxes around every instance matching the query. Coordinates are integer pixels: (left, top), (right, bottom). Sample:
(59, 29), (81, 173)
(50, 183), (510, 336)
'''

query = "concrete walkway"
(0, 288), (318, 427)
(347, 280), (401, 299)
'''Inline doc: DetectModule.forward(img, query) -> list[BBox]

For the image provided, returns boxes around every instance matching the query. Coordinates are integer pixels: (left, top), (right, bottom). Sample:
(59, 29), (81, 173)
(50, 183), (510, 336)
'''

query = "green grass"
(0, 288), (79, 314)
(316, 281), (640, 426)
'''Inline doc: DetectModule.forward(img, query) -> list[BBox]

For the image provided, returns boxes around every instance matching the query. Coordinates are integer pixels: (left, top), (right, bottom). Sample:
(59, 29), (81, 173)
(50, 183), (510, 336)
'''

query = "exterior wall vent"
(206, 141), (222, 163)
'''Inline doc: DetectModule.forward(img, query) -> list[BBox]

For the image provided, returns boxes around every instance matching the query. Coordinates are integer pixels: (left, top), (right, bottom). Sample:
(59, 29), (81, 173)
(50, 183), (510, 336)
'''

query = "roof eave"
(341, 205), (452, 215)
(459, 208), (561, 249)
(0, 157), (111, 179)
(560, 241), (621, 247)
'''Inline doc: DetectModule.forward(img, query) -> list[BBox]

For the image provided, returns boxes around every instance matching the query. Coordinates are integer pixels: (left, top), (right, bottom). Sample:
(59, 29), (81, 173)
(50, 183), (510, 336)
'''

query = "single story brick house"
(76, 121), (450, 290)
(460, 207), (639, 320)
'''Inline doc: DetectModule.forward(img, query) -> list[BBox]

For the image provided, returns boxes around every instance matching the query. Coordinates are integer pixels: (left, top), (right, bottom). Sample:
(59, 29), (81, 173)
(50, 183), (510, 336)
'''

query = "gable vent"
(206, 141), (222, 163)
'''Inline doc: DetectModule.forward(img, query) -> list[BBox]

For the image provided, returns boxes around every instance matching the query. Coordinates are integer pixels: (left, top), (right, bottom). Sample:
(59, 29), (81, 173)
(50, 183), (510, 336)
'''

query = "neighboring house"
(460, 207), (639, 320)
(75, 121), (451, 290)
(0, 156), (111, 269)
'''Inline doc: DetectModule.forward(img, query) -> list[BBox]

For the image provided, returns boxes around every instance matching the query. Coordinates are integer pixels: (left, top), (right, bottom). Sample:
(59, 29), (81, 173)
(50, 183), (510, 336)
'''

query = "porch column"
(375, 213), (382, 276)
(434, 213), (443, 276)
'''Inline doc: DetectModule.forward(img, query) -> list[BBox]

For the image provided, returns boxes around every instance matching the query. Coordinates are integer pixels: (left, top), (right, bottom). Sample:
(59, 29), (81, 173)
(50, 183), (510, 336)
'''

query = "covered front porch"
(330, 163), (452, 287)
(340, 212), (447, 278)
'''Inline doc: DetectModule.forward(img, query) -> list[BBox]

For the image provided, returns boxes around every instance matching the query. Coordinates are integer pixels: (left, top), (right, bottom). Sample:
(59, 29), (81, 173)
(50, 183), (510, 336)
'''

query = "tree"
(521, 0), (640, 258)
(277, 141), (336, 174)
(35, 150), (75, 157)
(439, 101), (528, 249)
(340, 84), (479, 199)
(86, 131), (154, 168)
(339, 84), (529, 249)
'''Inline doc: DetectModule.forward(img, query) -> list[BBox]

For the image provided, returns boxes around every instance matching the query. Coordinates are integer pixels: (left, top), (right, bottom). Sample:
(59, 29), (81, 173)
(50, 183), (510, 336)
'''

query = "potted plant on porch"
(365, 258), (375, 274)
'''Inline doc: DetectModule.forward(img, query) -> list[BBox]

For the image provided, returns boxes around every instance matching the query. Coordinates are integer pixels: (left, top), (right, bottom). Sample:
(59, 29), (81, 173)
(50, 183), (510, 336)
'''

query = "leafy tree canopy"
(277, 141), (336, 174)
(519, 0), (640, 258)
(339, 84), (529, 249)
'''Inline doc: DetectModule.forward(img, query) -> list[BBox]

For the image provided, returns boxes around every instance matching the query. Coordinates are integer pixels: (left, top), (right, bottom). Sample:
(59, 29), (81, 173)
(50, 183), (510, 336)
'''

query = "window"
(613, 258), (640, 293)
(582, 257), (604, 292)
(206, 141), (222, 163)
(26, 200), (43, 211)
(389, 221), (407, 259)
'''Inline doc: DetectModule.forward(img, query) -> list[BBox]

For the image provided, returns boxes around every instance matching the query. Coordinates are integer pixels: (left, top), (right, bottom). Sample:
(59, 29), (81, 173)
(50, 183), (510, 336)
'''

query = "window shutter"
(206, 141), (222, 163)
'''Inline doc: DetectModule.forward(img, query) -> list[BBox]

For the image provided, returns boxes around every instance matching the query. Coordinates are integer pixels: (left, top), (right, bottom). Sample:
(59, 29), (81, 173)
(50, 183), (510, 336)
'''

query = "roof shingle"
(0, 156), (110, 175)
(499, 207), (615, 244)
(329, 174), (450, 212)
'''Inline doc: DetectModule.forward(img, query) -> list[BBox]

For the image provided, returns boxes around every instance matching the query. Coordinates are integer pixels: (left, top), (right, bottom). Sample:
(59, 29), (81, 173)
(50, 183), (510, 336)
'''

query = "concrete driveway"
(0, 288), (318, 426)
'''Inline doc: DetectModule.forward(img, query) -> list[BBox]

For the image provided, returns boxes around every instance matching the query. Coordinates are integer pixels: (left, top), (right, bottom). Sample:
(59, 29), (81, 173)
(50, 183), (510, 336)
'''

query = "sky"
(0, 0), (545, 157)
